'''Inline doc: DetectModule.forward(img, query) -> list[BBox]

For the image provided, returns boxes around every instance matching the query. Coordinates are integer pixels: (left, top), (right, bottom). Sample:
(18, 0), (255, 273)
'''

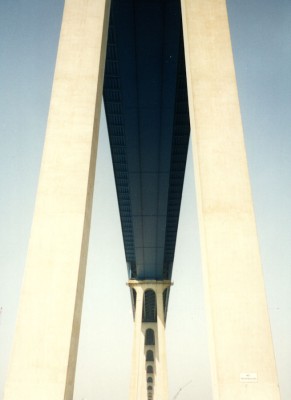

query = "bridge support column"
(3, 1), (110, 399)
(128, 280), (171, 400)
(155, 286), (169, 400)
(181, 1), (281, 399)
(128, 284), (147, 400)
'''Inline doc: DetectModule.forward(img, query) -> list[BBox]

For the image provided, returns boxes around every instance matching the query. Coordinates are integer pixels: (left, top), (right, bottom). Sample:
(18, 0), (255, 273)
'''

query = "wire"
(172, 380), (192, 399)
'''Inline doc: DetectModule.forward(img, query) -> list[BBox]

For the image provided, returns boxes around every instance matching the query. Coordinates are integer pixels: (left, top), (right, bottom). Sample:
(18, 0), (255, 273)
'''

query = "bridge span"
(3, 1), (281, 400)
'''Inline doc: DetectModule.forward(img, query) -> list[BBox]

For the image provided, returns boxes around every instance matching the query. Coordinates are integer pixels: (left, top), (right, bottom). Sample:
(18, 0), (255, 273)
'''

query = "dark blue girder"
(103, 0), (190, 286)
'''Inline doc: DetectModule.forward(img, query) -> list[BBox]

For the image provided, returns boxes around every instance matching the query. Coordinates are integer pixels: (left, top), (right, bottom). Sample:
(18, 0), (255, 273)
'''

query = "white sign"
(240, 372), (258, 383)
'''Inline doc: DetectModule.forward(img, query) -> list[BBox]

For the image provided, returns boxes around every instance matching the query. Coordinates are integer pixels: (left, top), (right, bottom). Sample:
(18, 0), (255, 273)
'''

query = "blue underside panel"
(103, 0), (190, 283)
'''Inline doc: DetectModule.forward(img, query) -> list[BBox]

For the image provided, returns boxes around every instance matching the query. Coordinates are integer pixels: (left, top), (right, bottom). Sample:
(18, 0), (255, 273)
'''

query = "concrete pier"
(181, 0), (281, 398)
(128, 281), (172, 400)
(3, 1), (110, 399)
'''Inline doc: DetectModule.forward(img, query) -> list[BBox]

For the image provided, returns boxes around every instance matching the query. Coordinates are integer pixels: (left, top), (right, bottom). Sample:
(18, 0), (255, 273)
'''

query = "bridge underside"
(103, 0), (190, 302)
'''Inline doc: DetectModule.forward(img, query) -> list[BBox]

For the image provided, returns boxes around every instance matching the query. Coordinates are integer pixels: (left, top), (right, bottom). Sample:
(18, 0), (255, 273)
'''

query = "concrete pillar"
(141, 326), (149, 400)
(181, 1), (281, 399)
(142, 364), (149, 400)
(145, 332), (156, 398)
(128, 280), (171, 400)
(155, 286), (170, 400)
(4, 1), (111, 399)
(128, 284), (146, 400)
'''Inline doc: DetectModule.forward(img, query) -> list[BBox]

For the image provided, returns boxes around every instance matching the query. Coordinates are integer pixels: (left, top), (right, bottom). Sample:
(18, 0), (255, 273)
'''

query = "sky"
(0, 1), (291, 399)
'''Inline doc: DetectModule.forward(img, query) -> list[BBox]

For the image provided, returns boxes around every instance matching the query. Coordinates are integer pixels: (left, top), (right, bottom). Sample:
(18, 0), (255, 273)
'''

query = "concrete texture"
(181, 0), (281, 399)
(3, 1), (110, 399)
(128, 280), (171, 400)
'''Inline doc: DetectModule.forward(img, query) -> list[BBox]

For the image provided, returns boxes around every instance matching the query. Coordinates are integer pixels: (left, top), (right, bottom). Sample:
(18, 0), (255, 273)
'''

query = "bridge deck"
(103, 0), (190, 309)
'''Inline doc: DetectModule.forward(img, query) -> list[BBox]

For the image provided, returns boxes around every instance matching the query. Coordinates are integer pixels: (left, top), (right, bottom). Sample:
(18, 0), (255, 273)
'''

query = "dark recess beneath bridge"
(103, 0), (190, 314)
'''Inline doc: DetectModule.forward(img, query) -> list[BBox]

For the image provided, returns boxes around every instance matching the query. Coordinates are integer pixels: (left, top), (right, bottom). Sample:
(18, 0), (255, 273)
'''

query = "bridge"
(3, 1), (281, 400)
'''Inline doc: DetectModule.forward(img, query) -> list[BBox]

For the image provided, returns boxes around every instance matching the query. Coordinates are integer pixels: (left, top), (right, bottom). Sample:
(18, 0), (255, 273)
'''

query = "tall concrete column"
(144, 324), (156, 400)
(4, 1), (110, 399)
(181, 1), (281, 399)
(141, 326), (149, 400)
(128, 280), (171, 400)
(155, 286), (170, 400)
(128, 284), (146, 400)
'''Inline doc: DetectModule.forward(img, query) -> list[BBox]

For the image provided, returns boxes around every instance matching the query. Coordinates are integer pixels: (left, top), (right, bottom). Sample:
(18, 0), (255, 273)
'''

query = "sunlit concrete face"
(3, 1), (111, 399)
(181, 0), (281, 398)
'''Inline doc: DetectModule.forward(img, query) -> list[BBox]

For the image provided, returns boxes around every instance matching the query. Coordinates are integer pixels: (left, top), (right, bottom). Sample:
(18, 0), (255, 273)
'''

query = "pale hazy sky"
(0, 1), (291, 400)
